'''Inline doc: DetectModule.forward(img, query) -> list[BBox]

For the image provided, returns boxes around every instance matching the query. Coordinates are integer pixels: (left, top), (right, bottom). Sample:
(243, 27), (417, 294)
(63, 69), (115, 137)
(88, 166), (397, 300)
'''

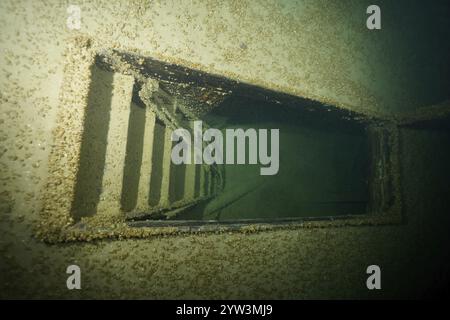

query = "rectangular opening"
(41, 39), (402, 242)
(71, 49), (399, 226)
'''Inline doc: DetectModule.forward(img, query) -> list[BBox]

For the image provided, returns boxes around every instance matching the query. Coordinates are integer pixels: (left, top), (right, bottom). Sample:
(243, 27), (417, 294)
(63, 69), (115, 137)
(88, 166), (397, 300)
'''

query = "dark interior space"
(176, 94), (371, 221)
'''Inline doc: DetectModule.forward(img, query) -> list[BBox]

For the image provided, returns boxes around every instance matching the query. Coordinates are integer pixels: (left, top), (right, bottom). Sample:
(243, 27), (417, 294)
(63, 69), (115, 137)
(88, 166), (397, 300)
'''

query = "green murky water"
(181, 95), (369, 221)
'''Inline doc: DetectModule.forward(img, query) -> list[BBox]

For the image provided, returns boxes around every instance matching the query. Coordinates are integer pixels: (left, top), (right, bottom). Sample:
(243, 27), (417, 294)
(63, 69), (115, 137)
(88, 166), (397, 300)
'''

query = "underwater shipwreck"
(1, 0), (450, 300)
(40, 35), (434, 242)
